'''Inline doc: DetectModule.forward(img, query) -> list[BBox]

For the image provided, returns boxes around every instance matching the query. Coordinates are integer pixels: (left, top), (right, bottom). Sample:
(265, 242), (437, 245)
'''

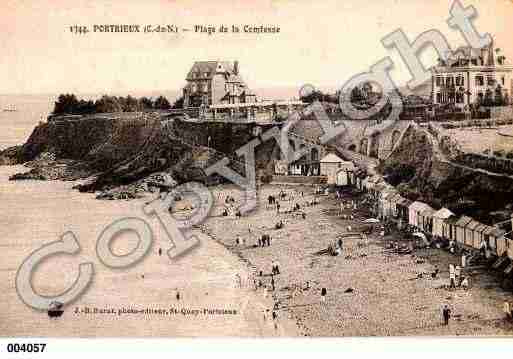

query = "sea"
(0, 93), (277, 337)
(0, 94), (57, 151)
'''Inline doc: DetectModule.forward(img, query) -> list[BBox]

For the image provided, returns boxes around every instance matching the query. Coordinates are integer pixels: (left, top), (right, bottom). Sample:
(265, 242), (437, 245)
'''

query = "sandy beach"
(2, 161), (513, 337)
(201, 183), (513, 336)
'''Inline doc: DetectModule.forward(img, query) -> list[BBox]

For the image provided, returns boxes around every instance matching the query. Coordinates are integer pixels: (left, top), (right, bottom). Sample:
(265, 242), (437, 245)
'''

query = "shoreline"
(0, 166), (298, 337)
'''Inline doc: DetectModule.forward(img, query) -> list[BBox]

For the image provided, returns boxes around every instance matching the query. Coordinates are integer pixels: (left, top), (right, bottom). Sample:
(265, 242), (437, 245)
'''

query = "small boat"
(47, 301), (64, 318)
(3, 104), (17, 112)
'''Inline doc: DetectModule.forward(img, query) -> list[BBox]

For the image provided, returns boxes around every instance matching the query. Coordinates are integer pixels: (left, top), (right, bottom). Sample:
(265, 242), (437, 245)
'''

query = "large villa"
(431, 40), (513, 110)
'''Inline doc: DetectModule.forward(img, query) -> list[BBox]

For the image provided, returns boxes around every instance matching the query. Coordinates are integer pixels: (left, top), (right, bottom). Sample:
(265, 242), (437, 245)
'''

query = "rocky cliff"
(0, 113), (280, 194)
(380, 125), (513, 223)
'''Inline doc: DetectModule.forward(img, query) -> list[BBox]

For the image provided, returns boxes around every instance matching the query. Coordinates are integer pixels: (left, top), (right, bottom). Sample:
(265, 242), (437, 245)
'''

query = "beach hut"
(396, 197), (412, 223)
(488, 227), (508, 256)
(320, 153), (345, 184)
(378, 188), (397, 220)
(454, 216), (473, 245)
(364, 175), (381, 192)
(444, 216), (459, 242)
(387, 193), (403, 218)
(335, 161), (357, 186)
(408, 201), (432, 229)
(479, 225), (506, 256)
(432, 208), (455, 239)
(464, 220), (482, 248)
(419, 206), (435, 233)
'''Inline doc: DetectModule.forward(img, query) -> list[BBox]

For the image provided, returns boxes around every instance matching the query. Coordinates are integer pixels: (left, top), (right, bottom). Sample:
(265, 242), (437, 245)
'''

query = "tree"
(483, 88), (494, 107)
(53, 94), (80, 114)
(154, 96), (171, 109)
(171, 96), (184, 109)
(123, 95), (141, 112)
(94, 95), (123, 113)
(140, 97), (154, 110)
(494, 85), (505, 106)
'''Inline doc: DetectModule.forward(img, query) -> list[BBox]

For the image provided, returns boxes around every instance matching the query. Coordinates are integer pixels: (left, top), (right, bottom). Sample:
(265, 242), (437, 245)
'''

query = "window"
(436, 77), (442, 86)
(456, 92), (464, 103)
(436, 93), (442, 103)
(502, 76), (506, 86)
(456, 76), (464, 86)
(446, 76), (454, 86)
(475, 75), (484, 86)
(487, 76), (495, 86)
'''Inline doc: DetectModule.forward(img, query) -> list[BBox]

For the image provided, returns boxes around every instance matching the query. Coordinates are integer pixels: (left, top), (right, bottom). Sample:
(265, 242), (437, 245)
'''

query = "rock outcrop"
(0, 113), (281, 194)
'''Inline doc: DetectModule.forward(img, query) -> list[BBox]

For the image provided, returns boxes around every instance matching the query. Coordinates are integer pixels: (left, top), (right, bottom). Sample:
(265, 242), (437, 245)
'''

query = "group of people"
(258, 234), (272, 247)
(448, 263), (469, 290)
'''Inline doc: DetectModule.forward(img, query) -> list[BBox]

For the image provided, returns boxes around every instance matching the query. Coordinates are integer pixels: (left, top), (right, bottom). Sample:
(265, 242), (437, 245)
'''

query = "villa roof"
(186, 61), (235, 80)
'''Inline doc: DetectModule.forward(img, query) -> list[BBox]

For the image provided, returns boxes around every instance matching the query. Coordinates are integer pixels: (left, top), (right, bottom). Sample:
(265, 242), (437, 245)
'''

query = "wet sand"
(0, 166), (298, 337)
(202, 183), (513, 336)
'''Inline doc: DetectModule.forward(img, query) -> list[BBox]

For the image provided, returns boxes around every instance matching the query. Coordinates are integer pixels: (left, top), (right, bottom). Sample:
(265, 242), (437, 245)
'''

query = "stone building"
(431, 40), (512, 109)
(183, 61), (257, 108)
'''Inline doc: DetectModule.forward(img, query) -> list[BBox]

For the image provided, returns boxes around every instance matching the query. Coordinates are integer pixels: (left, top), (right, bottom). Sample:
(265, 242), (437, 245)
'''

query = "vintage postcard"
(1, 0), (513, 341)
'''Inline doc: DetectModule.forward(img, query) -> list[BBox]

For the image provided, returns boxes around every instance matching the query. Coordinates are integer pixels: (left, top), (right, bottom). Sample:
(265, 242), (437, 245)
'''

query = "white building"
(320, 153), (345, 184)
(431, 40), (512, 109)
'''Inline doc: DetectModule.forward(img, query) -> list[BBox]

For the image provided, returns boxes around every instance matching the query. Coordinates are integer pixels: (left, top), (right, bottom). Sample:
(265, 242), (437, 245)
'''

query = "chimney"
(234, 60), (239, 75)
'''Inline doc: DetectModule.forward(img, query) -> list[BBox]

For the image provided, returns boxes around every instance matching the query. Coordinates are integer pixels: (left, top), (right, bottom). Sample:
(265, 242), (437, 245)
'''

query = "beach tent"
(454, 216), (473, 245)
(432, 208), (455, 238)
(408, 201), (432, 228)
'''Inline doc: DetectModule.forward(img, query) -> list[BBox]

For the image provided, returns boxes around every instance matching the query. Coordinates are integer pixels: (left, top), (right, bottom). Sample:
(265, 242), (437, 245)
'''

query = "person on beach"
(276, 202), (281, 213)
(235, 236), (240, 246)
(504, 300), (512, 321)
(271, 276), (275, 291)
(321, 287), (327, 304)
(455, 265), (462, 285)
(431, 265), (439, 279)
(158, 248), (162, 256)
(442, 304), (451, 325)
(461, 276), (470, 290)
(449, 264), (456, 289)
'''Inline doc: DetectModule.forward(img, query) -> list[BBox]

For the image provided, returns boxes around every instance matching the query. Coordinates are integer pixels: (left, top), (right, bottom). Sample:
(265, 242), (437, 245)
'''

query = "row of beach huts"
(336, 166), (513, 264)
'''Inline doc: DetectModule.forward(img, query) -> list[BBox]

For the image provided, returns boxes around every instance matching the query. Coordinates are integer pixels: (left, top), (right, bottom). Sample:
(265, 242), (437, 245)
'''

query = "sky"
(1, 0), (512, 96)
